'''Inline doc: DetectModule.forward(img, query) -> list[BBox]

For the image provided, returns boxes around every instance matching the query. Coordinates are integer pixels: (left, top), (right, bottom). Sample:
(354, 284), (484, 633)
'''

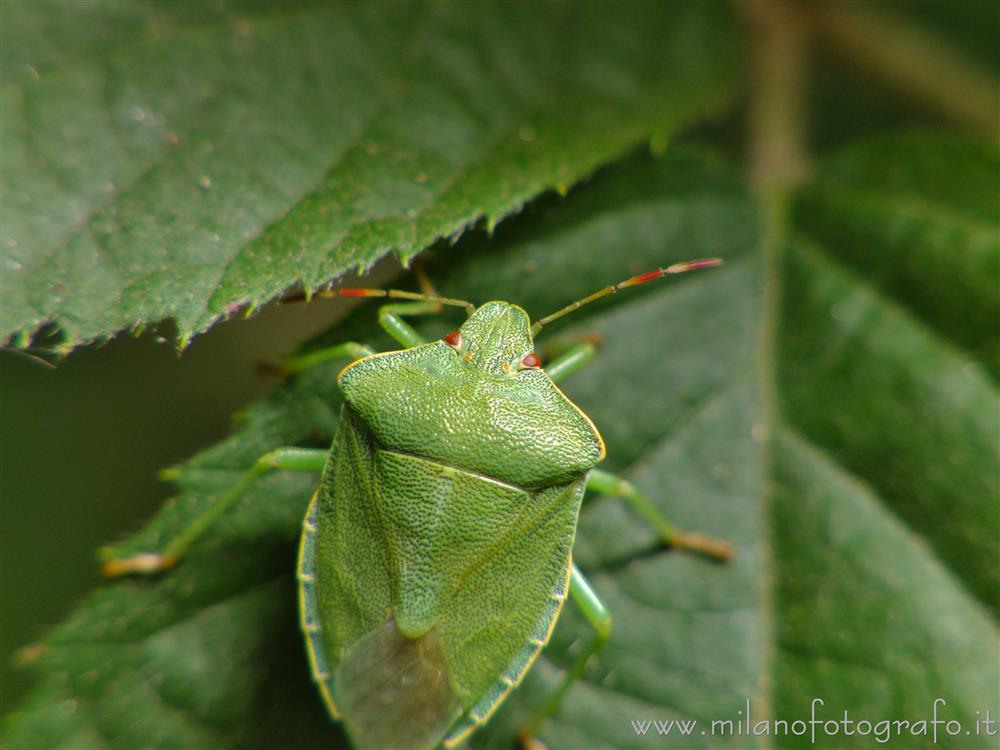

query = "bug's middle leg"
(518, 563), (611, 749)
(587, 468), (733, 560)
(545, 343), (732, 561)
(101, 447), (328, 577)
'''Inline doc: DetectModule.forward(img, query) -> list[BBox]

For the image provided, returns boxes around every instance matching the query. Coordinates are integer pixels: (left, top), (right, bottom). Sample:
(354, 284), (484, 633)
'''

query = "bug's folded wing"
(333, 618), (462, 750)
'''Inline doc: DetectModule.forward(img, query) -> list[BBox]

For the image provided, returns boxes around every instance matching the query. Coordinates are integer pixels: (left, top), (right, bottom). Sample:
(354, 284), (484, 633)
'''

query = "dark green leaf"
(793, 132), (1000, 376)
(1, 0), (736, 351)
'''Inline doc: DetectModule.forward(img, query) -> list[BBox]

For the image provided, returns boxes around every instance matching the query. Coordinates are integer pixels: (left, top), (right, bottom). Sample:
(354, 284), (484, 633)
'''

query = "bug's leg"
(376, 300), (443, 347)
(270, 341), (378, 377)
(266, 305), (437, 376)
(518, 564), (611, 749)
(100, 447), (327, 577)
(543, 341), (597, 384)
(278, 286), (474, 357)
(313, 288), (474, 347)
(587, 468), (734, 560)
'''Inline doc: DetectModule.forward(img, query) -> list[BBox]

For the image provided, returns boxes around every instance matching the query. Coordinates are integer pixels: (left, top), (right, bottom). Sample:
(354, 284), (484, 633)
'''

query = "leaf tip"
(13, 641), (46, 667)
(158, 466), (181, 482)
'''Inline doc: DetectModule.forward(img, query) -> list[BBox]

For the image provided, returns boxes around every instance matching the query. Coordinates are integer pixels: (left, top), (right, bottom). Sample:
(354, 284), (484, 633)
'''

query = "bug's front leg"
(269, 284), (475, 374)
(269, 342), (377, 376)
(376, 300), (440, 347)
(268, 301), (454, 377)
(518, 564), (611, 750)
(281, 301), (455, 376)
(587, 468), (734, 560)
(543, 340), (598, 384)
(100, 447), (328, 577)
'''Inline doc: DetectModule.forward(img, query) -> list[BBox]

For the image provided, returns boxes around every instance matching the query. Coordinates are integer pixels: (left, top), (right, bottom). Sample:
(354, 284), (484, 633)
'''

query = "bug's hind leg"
(100, 447), (328, 577)
(587, 468), (734, 561)
(517, 564), (611, 750)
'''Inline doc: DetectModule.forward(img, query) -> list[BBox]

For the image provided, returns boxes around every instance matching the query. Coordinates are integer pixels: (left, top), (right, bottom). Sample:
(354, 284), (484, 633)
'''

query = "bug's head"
(446, 301), (541, 377)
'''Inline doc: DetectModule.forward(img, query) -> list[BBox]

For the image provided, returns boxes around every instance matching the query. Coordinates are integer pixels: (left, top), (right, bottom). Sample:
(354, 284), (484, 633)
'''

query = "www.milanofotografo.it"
(630, 699), (997, 744)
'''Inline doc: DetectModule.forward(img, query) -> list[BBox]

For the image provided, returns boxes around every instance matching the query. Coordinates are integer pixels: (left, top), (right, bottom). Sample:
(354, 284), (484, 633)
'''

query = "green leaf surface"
(5, 142), (997, 749)
(793, 132), (1000, 376)
(1, 0), (735, 350)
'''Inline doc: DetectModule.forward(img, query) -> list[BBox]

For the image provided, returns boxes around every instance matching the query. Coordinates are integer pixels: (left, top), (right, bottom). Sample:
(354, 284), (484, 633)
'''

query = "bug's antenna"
(292, 287), (476, 317)
(531, 258), (723, 335)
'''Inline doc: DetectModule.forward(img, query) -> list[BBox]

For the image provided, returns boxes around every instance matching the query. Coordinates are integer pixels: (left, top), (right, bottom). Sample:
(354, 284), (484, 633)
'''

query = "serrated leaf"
(5, 140), (997, 750)
(1, 0), (736, 351)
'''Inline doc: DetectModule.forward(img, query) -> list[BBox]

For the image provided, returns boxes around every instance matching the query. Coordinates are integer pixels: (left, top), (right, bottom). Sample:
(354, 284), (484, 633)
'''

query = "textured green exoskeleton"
(102, 260), (732, 750)
(300, 302), (602, 748)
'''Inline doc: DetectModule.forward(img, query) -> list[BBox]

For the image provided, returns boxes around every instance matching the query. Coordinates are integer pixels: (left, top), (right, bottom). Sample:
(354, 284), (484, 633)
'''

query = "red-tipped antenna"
(531, 258), (723, 335)
(299, 287), (475, 316)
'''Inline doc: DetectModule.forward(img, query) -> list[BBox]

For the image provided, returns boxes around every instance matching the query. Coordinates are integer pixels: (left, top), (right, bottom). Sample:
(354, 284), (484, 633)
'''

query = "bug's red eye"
(520, 352), (542, 369)
(444, 331), (462, 350)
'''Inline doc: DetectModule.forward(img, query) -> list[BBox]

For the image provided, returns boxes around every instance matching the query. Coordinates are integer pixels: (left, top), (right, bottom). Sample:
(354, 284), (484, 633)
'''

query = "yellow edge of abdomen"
(297, 490), (341, 719)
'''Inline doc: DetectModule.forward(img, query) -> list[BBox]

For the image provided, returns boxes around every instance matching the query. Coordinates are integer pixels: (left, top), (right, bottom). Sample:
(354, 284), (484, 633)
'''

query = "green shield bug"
(103, 258), (733, 750)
